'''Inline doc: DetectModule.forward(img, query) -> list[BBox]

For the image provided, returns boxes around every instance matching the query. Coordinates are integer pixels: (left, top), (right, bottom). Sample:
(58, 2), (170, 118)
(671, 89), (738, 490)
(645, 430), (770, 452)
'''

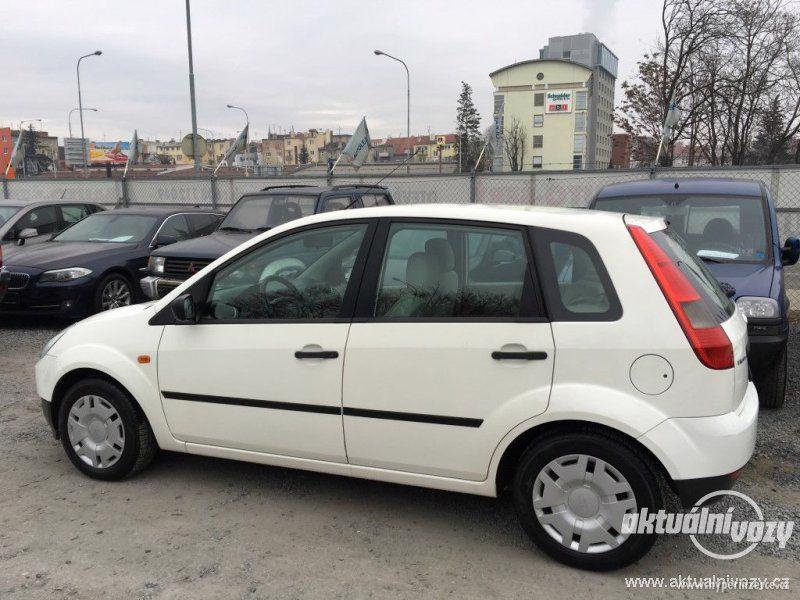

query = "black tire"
(93, 273), (134, 314)
(755, 344), (787, 409)
(513, 431), (663, 571)
(57, 378), (158, 480)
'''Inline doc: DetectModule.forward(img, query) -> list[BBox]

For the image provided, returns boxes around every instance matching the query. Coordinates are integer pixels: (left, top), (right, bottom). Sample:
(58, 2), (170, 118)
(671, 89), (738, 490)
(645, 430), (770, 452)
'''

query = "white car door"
(157, 220), (373, 462)
(342, 219), (555, 481)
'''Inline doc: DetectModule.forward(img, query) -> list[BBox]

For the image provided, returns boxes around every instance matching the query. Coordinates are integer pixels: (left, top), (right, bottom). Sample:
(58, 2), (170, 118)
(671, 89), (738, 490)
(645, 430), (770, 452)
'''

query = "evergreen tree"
(455, 81), (481, 172)
(752, 97), (791, 165)
(298, 143), (310, 165)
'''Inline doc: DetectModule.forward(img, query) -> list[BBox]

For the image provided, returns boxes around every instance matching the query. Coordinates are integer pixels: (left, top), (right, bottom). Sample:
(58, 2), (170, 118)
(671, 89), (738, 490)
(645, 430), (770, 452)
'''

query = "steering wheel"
(260, 274), (300, 296)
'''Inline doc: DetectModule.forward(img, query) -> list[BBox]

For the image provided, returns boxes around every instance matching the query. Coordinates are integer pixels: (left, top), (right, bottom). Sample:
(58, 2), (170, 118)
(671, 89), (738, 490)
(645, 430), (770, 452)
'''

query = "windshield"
(54, 213), (157, 243)
(221, 194), (317, 231)
(594, 195), (769, 263)
(0, 205), (23, 226)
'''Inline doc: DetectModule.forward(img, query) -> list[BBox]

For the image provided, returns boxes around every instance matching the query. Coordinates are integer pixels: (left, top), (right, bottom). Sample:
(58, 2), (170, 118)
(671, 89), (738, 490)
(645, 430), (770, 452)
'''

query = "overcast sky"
(0, 0), (662, 143)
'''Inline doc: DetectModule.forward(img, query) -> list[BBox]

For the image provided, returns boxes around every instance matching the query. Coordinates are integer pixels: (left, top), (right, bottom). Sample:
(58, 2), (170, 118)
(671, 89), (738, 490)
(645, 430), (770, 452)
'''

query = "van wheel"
(94, 273), (133, 313)
(756, 344), (786, 409)
(57, 378), (158, 480)
(513, 431), (662, 571)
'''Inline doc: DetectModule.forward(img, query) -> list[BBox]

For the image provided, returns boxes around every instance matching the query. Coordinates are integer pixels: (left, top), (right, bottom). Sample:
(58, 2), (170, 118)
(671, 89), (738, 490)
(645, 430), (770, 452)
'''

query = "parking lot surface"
(1, 316), (798, 599)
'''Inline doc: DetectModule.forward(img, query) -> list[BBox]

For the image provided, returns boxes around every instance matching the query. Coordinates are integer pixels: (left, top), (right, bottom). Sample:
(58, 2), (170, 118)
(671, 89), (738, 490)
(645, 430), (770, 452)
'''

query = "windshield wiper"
(698, 255), (729, 264)
(218, 226), (252, 233)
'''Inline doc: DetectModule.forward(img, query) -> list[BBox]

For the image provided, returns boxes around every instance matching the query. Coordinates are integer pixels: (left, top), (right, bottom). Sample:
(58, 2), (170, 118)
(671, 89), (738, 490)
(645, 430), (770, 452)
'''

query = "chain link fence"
(3, 164), (800, 304)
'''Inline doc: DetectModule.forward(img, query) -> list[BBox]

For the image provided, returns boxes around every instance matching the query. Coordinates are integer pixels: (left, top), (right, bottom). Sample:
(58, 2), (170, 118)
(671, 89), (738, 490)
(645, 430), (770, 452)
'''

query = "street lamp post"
(69, 107), (98, 138)
(77, 50), (102, 171)
(374, 50), (410, 171)
(226, 104), (250, 173)
(185, 0), (201, 173)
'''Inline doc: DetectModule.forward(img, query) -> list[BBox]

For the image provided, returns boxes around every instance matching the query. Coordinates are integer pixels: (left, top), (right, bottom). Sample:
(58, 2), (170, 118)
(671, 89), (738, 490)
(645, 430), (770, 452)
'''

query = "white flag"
(128, 130), (139, 166)
(215, 124), (249, 173)
(342, 117), (371, 167)
(4, 131), (24, 176)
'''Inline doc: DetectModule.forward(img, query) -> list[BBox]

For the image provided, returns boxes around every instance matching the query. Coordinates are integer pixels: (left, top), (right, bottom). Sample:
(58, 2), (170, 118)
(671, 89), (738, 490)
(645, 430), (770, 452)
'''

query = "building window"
(534, 93), (544, 107)
(532, 156), (543, 168)
(574, 134), (586, 153)
(533, 114), (544, 127)
(574, 112), (586, 132)
(562, 50), (571, 59)
(575, 91), (588, 111)
(573, 155), (583, 170)
(533, 135), (543, 149)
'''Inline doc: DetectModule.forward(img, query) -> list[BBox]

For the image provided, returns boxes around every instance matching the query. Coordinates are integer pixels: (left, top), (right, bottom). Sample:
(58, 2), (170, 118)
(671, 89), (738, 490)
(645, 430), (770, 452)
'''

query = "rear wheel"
(513, 431), (662, 571)
(756, 344), (787, 409)
(94, 273), (133, 313)
(58, 378), (157, 480)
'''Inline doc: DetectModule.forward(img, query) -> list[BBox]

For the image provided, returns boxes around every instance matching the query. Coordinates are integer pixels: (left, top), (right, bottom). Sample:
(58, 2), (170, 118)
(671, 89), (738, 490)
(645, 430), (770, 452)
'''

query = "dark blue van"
(590, 178), (799, 408)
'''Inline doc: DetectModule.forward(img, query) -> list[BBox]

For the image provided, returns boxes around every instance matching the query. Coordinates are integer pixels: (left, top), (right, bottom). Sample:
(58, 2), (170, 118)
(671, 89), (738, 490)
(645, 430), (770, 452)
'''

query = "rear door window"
(532, 228), (621, 321)
(360, 193), (392, 208)
(158, 214), (192, 241)
(321, 196), (354, 212)
(60, 204), (91, 225)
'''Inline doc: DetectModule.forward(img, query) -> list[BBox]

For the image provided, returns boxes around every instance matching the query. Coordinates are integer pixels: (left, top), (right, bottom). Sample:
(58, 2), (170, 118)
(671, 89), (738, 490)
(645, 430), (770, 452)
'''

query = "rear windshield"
(650, 228), (735, 323)
(222, 194), (317, 232)
(595, 195), (769, 264)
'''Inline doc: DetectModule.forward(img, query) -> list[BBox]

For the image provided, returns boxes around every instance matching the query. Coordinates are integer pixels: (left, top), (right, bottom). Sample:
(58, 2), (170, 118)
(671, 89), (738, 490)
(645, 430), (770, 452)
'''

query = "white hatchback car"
(36, 204), (758, 570)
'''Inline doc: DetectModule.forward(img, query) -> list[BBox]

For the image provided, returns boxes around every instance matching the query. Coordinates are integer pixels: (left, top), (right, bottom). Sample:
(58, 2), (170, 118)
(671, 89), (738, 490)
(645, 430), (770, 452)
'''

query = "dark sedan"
(0, 207), (222, 318)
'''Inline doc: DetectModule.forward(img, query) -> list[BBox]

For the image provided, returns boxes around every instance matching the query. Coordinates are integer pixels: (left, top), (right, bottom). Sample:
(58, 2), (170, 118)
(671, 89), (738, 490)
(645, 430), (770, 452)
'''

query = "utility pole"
(185, 0), (200, 173)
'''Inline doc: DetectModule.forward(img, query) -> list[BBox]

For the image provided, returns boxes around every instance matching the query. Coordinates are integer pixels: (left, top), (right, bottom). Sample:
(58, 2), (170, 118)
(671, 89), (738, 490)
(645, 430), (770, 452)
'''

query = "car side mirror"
(781, 237), (800, 266)
(170, 293), (198, 324)
(16, 228), (38, 246)
(153, 233), (178, 248)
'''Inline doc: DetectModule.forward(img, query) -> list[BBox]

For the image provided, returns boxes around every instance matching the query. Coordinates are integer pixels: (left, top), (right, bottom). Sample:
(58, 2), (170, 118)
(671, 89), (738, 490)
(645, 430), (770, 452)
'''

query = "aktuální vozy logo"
(621, 490), (794, 559)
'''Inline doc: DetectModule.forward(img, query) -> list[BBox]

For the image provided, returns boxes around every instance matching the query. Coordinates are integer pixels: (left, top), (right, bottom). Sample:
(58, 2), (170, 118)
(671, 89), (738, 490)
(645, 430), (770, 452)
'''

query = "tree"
(751, 97), (793, 163)
(455, 81), (481, 172)
(503, 117), (526, 172)
(298, 143), (310, 165)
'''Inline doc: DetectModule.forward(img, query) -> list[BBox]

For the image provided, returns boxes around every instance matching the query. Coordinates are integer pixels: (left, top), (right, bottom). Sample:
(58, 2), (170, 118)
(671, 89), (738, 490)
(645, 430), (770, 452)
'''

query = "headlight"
(148, 256), (166, 275)
(736, 296), (779, 320)
(39, 267), (92, 283)
(40, 325), (73, 358)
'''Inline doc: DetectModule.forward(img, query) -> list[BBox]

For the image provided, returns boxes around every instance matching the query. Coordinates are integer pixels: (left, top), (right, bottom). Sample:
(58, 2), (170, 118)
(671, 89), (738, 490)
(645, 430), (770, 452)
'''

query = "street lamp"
(77, 50), (102, 170)
(69, 107), (98, 138)
(226, 104), (249, 126)
(374, 49), (410, 148)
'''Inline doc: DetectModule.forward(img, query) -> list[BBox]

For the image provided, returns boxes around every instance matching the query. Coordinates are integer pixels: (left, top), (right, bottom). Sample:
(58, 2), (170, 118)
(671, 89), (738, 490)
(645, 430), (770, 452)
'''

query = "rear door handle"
(295, 350), (339, 359)
(491, 351), (548, 360)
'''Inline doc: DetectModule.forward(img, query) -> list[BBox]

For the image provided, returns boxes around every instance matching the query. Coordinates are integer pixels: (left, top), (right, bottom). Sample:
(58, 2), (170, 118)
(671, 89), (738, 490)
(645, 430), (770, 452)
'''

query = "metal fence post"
(1, 178), (8, 199)
(120, 176), (130, 207)
(469, 171), (476, 203)
(770, 165), (781, 208)
(529, 173), (536, 205)
(210, 176), (218, 210)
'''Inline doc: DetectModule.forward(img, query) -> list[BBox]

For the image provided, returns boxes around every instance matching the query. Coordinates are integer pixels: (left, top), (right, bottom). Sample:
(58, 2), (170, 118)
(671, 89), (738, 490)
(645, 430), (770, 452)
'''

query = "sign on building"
(545, 90), (573, 114)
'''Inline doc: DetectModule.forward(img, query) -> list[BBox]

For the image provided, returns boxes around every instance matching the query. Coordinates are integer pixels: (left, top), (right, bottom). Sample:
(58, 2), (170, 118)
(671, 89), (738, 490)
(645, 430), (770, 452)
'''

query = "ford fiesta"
(35, 205), (757, 570)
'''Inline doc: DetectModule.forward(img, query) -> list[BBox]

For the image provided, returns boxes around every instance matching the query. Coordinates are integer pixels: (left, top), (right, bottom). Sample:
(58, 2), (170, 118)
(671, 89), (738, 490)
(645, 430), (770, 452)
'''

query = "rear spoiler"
(623, 213), (667, 234)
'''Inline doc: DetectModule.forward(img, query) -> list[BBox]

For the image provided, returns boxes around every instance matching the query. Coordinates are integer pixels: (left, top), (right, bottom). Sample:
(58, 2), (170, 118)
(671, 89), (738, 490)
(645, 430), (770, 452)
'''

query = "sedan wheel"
(100, 277), (132, 311)
(67, 394), (125, 469)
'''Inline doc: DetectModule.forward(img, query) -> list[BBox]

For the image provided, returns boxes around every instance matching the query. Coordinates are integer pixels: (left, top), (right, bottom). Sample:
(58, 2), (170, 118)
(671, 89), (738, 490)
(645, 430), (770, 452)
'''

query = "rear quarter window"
(531, 227), (622, 321)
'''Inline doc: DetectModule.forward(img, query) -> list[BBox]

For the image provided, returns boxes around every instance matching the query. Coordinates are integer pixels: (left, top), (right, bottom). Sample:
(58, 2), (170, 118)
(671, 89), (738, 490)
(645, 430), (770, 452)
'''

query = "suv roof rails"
(259, 184), (318, 191)
(330, 184), (388, 191)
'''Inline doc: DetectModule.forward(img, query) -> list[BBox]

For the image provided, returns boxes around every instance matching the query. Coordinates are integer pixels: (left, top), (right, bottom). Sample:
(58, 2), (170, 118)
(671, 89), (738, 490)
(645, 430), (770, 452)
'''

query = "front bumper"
(41, 398), (57, 438)
(747, 329), (788, 377)
(639, 380), (758, 506)
(140, 276), (184, 300)
(0, 276), (96, 318)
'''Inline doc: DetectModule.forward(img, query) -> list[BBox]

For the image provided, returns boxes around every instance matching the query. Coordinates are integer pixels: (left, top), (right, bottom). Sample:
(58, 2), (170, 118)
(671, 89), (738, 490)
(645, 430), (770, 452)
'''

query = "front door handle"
(491, 351), (548, 360)
(295, 350), (339, 359)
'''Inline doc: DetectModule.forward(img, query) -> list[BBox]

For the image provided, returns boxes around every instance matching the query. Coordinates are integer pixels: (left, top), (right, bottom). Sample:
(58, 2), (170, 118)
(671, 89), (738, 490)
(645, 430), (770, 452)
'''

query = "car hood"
(152, 230), (255, 260)
(3, 241), (139, 270)
(704, 261), (775, 299)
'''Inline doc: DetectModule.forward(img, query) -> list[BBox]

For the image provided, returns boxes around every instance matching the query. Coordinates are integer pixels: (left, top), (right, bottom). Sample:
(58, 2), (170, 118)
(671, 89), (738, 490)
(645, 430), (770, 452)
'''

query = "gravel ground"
(0, 315), (798, 599)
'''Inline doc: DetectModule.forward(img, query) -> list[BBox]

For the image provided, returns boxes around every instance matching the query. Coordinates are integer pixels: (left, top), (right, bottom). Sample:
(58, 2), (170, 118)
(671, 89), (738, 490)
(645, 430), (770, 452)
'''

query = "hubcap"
(101, 279), (131, 310)
(532, 454), (637, 554)
(67, 395), (125, 468)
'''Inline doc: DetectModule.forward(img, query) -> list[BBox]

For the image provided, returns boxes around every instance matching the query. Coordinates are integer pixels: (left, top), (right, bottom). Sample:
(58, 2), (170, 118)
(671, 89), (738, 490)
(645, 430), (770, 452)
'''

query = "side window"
(60, 205), (90, 225)
(16, 205), (59, 235)
(374, 222), (532, 319)
(360, 193), (391, 208)
(321, 196), (353, 212)
(206, 223), (368, 321)
(187, 213), (222, 236)
(158, 215), (192, 241)
(532, 228), (621, 321)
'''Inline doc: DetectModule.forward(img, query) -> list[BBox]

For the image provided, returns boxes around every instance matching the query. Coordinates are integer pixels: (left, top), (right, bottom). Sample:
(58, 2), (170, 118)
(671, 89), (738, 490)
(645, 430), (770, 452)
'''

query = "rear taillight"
(627, 225), (733, 370)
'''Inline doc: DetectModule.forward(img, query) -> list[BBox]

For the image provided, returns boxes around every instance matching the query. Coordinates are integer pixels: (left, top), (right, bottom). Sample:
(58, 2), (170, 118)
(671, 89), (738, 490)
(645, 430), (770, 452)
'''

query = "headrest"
(703, 218), (735, 240)
(406, 252), (429, 287)
(425, 238), (455, 272)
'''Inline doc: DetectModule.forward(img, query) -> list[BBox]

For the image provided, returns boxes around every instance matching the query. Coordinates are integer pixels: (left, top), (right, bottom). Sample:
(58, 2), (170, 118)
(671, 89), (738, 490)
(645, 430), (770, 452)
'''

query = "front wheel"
(94, 273), (133, 313)
(513, 432), (663, 571)
(755, 344), (787, 409)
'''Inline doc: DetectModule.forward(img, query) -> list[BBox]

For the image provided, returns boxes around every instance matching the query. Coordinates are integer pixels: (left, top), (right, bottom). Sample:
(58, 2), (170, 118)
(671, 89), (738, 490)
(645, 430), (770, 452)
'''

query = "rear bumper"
(638, 380), (758, 503)
(140, 276), (184, 300)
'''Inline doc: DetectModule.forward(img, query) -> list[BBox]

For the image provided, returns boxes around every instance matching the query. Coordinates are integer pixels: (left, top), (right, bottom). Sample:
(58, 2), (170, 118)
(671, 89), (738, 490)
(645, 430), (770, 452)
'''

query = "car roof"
(2, 198), (104, 208)
(102, 206), (222, 217)
(595, 178), (764, 199)
(241, 184), (390, 197)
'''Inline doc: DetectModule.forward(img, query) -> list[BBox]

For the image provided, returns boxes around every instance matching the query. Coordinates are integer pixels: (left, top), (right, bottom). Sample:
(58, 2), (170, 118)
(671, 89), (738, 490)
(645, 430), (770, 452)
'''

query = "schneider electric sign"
(545, 90), (573, 113)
